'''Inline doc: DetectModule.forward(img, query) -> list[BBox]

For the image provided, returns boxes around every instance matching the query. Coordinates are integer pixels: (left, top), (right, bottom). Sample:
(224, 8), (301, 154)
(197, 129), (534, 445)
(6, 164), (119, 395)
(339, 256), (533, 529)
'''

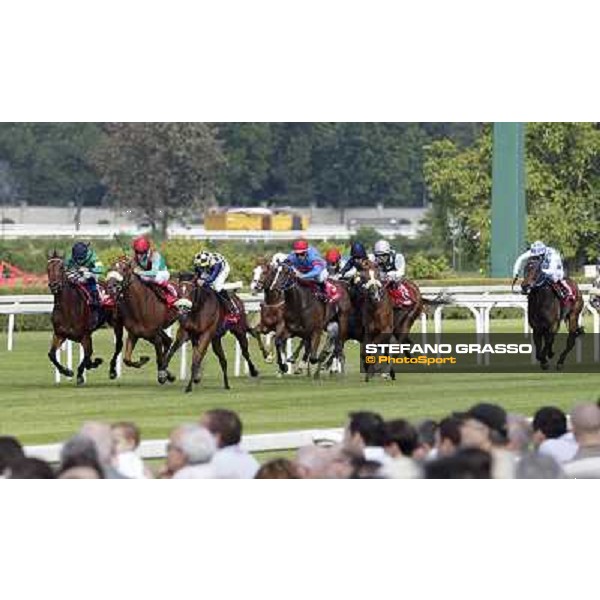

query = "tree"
(92, 123), (224, 236)
(424, 123), (600, 271)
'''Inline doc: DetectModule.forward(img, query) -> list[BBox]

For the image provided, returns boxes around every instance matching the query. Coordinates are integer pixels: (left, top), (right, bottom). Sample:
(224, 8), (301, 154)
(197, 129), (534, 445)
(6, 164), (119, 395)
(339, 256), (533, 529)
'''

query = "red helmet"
(293, 239), (309, 253)
(325, 248), (341, 264)
(132, 237), (150, 253)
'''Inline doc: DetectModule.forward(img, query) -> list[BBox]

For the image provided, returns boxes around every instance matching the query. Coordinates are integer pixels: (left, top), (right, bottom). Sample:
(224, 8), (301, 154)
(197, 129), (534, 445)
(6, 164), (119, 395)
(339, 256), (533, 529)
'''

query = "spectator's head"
(383, 419), (418, 458)
(413, 419), (438, 460)
(201, 409), (242, 449)
(295, 445), (330, 478)
(59, 435), (104, 474)
(345, 411), (386, 449)
(255, 459), (300, 479)
(59, 466), (103, 479)
(79, 422), (116, 467)
(112, 422), (141, 453)
(8, 458), (55, 479)
(570, 403), (600, 447)
(323, 444), (363, 479)
(425, 448), (492, 479)
(532, 407), (568, 447)
(0, 436), (25, 476)
(507, 414), (533, 454)
(167, 424), (216, 475)
(436, 416), (462, 458)
(351, 459), (385, 479)
(460, 403), (507, 451)
(515, 453), (564, 479)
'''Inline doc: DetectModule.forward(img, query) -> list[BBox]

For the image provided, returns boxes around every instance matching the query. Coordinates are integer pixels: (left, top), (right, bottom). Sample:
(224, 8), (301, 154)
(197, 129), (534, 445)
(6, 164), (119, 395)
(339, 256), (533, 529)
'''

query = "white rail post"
(244, 334), (250, 375)
(235, 340), (242, 377)
(67, 340), (73, 372)
(179, 341), (187, 380)
(54, 342), (62, 383)
(7, 311), (15, 351)
(576, 313), (583, 363)
(420, 312), (427, 345)
(79, 343), (86, 382)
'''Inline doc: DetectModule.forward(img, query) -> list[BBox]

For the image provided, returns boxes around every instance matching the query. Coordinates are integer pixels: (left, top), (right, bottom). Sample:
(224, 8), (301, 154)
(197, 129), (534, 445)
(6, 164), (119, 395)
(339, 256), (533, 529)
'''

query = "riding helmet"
(325, 248), (341, 264)
(194, 251), (211, 267)
(350, 241), (367, 259)
(530, 240), (547, 257)
(293, 240), (309, 254)
(132, 237), (150, 253)
(374, 239), (391, 255)
(72, 241), (89, 262)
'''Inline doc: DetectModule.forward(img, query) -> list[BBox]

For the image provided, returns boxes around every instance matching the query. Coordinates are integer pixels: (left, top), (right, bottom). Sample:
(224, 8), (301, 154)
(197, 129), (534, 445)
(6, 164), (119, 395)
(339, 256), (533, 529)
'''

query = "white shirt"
(211, 445), (259, 479)
(364, 446), (393, 467)
(539, 434), (578, 464)
(115, 451), (147, 479)
(174, 463), (216, 479)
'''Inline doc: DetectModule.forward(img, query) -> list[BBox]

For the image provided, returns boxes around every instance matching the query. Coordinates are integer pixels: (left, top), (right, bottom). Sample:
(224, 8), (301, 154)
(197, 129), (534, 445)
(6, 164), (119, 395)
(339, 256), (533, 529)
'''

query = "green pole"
(490, 123), (526, 277)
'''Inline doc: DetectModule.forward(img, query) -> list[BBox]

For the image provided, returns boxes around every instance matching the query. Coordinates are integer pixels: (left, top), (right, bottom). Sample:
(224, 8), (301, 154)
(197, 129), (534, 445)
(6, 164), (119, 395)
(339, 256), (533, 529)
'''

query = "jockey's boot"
(217, 290), (240, 322)
(318, 281), (329, 302)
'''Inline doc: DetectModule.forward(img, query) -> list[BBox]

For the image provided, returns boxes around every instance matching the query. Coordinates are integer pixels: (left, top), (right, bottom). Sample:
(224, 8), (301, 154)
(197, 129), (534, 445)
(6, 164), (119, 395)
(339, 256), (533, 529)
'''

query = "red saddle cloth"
(324, 280), (341, 303)
(387, 282), (416, 307)
(146, 281), (179, 308)
(551, 280), (576, 308)
(299, 279), (340, 303)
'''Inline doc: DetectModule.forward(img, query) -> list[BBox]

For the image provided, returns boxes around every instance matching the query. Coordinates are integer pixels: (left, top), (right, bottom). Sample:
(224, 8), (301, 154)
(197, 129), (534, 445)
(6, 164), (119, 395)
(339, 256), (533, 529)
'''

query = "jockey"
(286, 240), (329, 298)
(373, 239), (406, 283)
(512, 240), (573, 303)
(193, 250), (239, 319)
(339, 240), (370, 281)
(131, 237), (179, 307)
(65, 241), (103, 309)
(324, 248), (345, 279)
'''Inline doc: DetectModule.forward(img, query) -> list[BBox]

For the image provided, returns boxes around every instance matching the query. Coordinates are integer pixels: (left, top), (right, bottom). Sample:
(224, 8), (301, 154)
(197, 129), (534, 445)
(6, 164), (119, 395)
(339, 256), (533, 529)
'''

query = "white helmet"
(374, 240), (391, 255)
(530, 241), (547, 257)
(194, 251), (211, 267)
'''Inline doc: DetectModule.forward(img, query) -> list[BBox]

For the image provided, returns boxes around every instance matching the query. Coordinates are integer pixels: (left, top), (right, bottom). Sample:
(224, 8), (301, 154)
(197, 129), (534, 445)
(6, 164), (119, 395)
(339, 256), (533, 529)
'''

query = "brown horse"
(105, 257), (177, 384)
(356, 267), (395, 382)
(164, 274), (261, 393)
(520, 256), (584, 370)
(46, 250), (122, 385)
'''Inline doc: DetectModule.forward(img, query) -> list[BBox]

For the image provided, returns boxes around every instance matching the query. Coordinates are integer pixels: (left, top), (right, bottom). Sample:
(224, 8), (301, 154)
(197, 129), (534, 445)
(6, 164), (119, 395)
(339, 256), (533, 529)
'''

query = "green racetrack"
(1, 317), (599, 445)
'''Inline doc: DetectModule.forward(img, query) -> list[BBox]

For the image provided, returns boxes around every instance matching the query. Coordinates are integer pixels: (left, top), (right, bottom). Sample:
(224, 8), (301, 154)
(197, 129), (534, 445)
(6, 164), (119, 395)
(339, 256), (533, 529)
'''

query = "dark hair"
(59, 435), (104, 475)
(0, 436), (25, 474)
(8, 458), (55, 479)
(417, 419), (438, 448)
(351, 459), (385, 479)
(532, 407), (567, 439)
(203, 409), (242, 447)
(348, 411), (386, 447)
(438, 417), (462, 447)
(255, 459), (300, 479)
(425, 448), (492, 479)
(383, 419), (418, 456)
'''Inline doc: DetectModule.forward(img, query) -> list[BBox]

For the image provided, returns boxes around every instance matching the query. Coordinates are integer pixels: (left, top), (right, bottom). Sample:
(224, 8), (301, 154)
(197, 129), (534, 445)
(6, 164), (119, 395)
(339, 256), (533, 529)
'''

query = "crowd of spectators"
(2, 401), (600, 479)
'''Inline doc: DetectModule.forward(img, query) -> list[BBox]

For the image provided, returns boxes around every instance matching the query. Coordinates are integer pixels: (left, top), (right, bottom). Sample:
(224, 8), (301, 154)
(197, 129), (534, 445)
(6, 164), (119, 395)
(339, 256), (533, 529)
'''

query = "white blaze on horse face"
(251, 265), (263, 292)
(270, 266), (282, 291)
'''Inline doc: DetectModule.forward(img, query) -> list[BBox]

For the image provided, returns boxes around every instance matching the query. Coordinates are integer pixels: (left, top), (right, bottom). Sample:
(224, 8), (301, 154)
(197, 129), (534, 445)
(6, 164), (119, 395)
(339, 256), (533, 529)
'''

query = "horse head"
(251, 260), (269, 294)
(178, 271), (197, 304)
(106, 256), (132, 299)
(521, 256), (545, 295)
(265, 262), (296, 293)
(359, 268), (384, 303)
(47, 250), (66, 294)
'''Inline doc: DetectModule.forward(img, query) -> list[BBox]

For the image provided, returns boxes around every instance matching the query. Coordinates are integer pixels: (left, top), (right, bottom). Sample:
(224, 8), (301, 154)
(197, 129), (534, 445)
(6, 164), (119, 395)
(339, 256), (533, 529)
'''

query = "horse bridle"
(47, 257), (66, 294)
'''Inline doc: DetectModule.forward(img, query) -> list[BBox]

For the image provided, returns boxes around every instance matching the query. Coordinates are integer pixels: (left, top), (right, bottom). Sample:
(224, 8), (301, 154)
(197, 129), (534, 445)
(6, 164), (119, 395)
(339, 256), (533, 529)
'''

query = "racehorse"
(356, 267), (395, 382)
(163, 273), (261, 393)
(520, 256), (584, 370)
(46, 250), (122, 385)
(105, 257), (177, 385)
(260, 262), (351, 377)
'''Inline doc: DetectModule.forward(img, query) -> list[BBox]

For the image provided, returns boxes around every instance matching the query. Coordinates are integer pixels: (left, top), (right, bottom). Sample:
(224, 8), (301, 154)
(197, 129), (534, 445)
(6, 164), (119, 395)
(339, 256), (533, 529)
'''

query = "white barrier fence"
(2, 285), (599, 381)
(24, 428), (346, 464)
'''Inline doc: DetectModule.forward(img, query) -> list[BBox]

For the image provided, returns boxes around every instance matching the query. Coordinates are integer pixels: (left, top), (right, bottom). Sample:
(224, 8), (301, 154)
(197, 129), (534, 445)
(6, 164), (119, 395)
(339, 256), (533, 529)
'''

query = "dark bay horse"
(46, 251), (122, 385)
(261, 263), (351, 377)
(520, 256), (584, 370)
(164, 274), (261, 393)
(105, 257), (177, 384)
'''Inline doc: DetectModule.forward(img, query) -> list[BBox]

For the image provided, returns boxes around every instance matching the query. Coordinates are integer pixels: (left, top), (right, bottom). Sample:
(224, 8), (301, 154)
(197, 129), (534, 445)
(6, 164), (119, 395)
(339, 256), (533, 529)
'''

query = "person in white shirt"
(112, 421), (152, 479)
(200, 409), (259, 479)
(532, 406), (578, 465)
(162, 424), (216, 479)
(344, 411), (393, 468)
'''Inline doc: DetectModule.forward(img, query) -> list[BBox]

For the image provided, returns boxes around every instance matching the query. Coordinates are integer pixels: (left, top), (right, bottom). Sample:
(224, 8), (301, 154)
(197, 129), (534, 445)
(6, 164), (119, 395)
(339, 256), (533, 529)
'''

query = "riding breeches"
(542, 264), (564, 283)
(302, 269), (328, 284)
(141, 270), (170, 285)
(211, 263), (230, 292)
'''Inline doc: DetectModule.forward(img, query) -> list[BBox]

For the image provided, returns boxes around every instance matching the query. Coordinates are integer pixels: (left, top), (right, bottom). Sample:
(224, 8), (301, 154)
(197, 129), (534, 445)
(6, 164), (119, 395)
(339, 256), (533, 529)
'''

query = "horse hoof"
(109, 371), (117, 380)
(166, 372), (176, 383)
(280, 364), (289, 374)
(556, 362), (564, 371)
(193, 378), (201, 384)
(139, 356), (150, 367)
(249, 367), (259, 378)
(76, 376), (85, 386)
(63, 369), (74, 378)
(541, 362), (550, 371)
(184, 386), (193, 394)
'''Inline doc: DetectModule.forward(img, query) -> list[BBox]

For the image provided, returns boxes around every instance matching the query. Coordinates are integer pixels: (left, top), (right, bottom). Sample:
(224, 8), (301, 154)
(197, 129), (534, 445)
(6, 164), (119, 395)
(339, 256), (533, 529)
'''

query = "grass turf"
(0, 317), (598, 445)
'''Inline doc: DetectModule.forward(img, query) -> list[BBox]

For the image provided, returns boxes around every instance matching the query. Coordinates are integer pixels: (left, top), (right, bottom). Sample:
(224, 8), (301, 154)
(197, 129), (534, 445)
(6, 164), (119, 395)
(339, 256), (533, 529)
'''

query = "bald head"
(295, 445), (330, 478)
(570, 404), (600, 446)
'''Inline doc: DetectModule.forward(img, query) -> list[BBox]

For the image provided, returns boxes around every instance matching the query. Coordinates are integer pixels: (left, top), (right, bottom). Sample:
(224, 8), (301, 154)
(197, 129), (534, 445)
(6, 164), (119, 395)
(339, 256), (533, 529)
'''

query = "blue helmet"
(72, 242), (89, 262)
(350, 241), (367, 259)
(530, 240), (547, 257)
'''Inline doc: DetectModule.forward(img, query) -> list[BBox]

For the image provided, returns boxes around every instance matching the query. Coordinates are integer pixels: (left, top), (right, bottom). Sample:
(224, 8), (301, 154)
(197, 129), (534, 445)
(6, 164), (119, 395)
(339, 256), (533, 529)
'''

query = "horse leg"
(248, 327), (270, 361)
(274, 335), (289, 375)
(159, 329), (176, 382)
(557, 314), (582, 370)
(76, 335), (94, 386)
(109, 320), (124, 380)
(48, 333), (73, 378)
(186, 331), (212, 393)
(154, 335), (169, 385)
(164, 326), (188, 371)
(532, 329), (547, 370)
(123, 334), (150, 369)
(233, 329), (259, 378)
(211, 336), (231, 390)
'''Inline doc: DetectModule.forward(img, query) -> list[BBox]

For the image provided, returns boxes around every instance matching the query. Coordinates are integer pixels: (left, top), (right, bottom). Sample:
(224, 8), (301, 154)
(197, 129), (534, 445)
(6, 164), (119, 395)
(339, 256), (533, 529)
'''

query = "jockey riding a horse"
(338, 241), (371, 282)
(65, 241), (106, 321)
(193, 250), (240, 323)
(372, 239), (414, 307)
(286, 240), (339, 303)
(513, 240), (575, 317)
(131, 236), (180, 308)
(324, 248), (346, 279)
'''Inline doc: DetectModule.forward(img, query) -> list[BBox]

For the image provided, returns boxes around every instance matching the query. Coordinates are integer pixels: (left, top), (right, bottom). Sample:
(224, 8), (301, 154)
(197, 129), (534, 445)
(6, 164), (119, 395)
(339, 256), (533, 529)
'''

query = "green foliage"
(406, 253), (451, 279)
(424, 123), (600, 268)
